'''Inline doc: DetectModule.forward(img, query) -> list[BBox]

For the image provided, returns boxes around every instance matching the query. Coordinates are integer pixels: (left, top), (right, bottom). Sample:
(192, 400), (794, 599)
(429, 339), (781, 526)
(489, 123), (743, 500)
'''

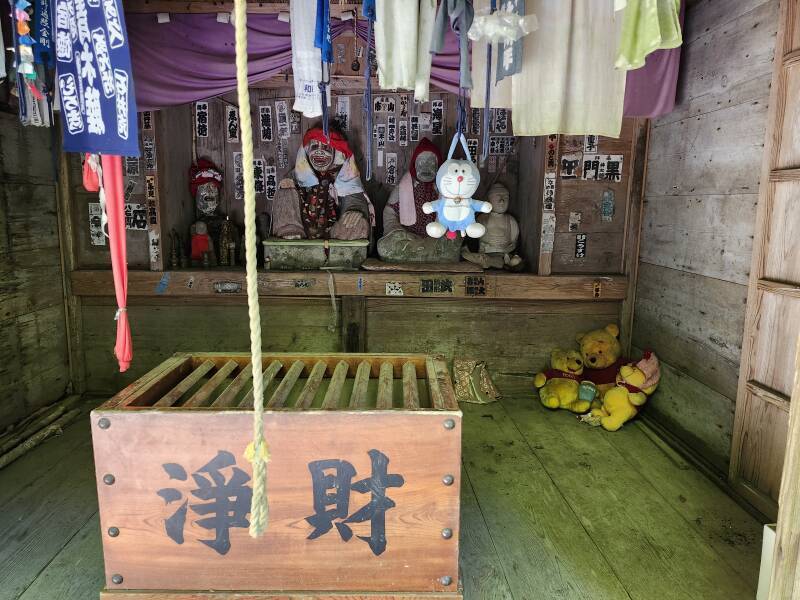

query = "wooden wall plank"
(634, 0), (778, 476)
(0, 113), (69, 429)
(80, 299), (340, 394)
(664, 0), (778, 126)
(639, 194), (758, 285)
(646, 100), (769, 197)
(636, 354), (736, 473)
(366, 298), (620, 375)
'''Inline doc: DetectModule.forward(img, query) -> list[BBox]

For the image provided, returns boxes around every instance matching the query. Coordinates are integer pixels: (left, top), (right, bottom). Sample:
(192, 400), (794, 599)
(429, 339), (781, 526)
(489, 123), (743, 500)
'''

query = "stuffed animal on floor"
(581, 351), (661, 431)
(534, 349), (591, 413)
(575, 324), (627, 400)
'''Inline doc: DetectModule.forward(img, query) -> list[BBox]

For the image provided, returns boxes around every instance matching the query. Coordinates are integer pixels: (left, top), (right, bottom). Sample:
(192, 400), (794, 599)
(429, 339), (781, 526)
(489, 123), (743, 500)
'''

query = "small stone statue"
(462, 182), (523, 269)
(377, 138), (462, 263)
(271, 126), (372, 240)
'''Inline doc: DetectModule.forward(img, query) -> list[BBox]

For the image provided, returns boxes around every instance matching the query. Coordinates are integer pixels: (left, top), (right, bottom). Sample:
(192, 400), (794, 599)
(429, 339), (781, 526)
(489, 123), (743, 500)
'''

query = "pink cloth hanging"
(102, 155), (133, 372)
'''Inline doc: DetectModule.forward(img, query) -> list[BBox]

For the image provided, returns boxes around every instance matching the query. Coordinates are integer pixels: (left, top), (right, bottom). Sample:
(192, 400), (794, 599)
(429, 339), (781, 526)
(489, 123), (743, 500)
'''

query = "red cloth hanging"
(101, 155), (133, 372)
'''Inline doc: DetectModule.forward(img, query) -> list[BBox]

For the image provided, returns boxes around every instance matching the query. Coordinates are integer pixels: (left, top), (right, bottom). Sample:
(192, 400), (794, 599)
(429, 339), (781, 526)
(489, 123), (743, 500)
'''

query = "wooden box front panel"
(91, 410), (461, 592)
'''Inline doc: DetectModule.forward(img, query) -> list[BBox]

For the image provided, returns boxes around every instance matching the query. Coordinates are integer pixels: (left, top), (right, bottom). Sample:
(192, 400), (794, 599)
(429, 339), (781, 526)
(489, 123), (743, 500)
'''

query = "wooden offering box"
(91, 352), (463, 600)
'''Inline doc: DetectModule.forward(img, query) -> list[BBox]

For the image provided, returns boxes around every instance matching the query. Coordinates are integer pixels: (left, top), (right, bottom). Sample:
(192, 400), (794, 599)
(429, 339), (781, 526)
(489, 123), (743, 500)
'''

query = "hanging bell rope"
(232, 0), (270, 538)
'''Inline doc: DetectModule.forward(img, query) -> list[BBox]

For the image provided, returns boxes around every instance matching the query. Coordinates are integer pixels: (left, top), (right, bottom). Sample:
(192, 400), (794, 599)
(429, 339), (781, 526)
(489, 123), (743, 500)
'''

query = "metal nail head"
(442, 474), (455, 486)
(439, 575), (453, 586)
(108, 527), (120, 537)
(103, 474), (116, 485)
(98, 417), (111, 430)
(441, 527), (453, 539)
(111, 574), (123, 585)
(443, 418), (455, 430)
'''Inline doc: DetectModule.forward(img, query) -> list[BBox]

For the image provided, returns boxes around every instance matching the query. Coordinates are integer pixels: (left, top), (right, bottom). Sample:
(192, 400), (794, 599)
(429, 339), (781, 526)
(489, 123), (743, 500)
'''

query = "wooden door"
(729, 0), (800, 520)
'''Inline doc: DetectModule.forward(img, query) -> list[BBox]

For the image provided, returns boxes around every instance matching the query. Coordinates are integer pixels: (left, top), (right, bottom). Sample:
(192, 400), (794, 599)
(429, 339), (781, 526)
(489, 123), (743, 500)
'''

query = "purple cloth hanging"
(127, 13), (461, 111)
(622, 0), (685, 119)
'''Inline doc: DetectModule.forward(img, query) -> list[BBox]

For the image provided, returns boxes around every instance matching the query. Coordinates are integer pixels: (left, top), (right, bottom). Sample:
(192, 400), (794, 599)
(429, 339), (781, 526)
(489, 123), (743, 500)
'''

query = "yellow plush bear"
(575, 324), (625, 398)
(534, 349), (590, 413)
(582, 352), (661, 431)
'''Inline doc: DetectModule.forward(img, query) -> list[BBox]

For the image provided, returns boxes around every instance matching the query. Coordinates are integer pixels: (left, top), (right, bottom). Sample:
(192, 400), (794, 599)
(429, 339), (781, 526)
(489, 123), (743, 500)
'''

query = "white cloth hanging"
(375, 0), (419, 90)
(414, 0), (437, 101)
(511, 0), (626, 137)
(374, 0), (437, 99)
(290, 0), (323, 117)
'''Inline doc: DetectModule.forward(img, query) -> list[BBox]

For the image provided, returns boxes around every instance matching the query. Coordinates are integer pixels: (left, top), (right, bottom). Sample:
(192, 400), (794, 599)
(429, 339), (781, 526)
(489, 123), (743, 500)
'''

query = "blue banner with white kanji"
(55, 0), (139, 156)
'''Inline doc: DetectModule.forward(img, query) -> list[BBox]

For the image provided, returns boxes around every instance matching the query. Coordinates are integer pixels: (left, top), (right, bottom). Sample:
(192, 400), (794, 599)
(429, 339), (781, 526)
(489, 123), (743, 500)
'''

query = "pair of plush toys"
(533, 324), (661, 431)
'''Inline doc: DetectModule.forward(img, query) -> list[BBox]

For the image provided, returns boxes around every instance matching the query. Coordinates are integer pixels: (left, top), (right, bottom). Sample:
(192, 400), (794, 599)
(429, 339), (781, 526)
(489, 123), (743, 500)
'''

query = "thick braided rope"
(233, 0), (270, 538)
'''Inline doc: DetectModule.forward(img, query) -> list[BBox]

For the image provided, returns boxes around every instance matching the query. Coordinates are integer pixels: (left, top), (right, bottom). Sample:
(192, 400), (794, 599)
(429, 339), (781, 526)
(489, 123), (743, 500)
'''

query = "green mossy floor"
(0, 376), (763, 600)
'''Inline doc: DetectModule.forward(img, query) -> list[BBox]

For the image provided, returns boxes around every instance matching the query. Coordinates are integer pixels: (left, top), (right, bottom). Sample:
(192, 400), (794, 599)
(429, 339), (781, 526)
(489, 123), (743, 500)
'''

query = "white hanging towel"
(469, 0), (512, 109)
(375, 0), (419, 91)
(291, 0), (323, 118)
(511, 0), (626, 137)
(414, 0), (437, 101)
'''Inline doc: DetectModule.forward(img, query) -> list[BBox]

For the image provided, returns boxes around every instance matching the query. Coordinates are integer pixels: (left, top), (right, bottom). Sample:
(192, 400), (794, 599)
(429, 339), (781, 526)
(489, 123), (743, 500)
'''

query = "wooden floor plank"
(458, 468), (514, 600)
(18, 513), (104, 600)
(498, 376), (757, 600)
(460, 400), (631, 599)
(611, 420), (763, 592)
(0, 415), (98, 600)
(0, 400), (97, 508)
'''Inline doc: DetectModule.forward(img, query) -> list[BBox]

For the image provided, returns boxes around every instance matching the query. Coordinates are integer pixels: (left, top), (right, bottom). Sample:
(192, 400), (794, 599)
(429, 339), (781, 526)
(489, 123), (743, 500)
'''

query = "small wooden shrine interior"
(3, 0), (800, 599)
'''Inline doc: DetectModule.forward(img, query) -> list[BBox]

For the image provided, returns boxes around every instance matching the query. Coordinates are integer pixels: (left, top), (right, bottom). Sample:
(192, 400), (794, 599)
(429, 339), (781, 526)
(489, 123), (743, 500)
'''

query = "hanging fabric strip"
(481, 0), (496, 163)
(315, 0), (332, 135)
(362, 0), (376, 181)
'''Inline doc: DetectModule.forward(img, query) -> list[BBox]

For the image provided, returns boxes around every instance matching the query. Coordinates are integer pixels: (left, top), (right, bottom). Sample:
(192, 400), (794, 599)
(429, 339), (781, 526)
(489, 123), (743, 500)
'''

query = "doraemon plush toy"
(423, 134), (492, 240)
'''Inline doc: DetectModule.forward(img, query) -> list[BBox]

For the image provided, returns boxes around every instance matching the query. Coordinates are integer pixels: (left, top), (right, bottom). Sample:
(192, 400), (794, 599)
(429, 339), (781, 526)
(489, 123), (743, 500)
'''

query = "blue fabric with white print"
(55, 0), (139, 155)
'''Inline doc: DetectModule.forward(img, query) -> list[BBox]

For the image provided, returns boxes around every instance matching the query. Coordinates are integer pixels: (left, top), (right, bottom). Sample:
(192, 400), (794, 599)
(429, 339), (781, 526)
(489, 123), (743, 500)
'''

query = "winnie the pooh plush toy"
(575, 324), (627, 398)
(581, 351), (661, 431)
(534, 349), (591, 413)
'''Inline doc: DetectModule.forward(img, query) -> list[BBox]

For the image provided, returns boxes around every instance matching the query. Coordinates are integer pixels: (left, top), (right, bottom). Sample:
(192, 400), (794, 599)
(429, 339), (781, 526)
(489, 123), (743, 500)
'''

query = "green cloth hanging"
(615, 0), (682, 71)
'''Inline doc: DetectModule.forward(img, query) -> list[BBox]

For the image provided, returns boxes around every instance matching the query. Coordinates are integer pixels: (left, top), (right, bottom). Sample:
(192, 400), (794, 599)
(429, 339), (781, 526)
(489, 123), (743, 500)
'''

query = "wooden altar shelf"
(71, 270), (627, 301)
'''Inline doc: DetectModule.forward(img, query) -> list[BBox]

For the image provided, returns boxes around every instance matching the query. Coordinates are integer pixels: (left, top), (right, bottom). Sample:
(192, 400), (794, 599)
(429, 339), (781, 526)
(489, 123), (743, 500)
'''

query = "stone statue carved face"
(196, 182), (220, 217)
(488, 184), (510, 214)
(307, 139), (335, 172)
(414, 151), (439, 183)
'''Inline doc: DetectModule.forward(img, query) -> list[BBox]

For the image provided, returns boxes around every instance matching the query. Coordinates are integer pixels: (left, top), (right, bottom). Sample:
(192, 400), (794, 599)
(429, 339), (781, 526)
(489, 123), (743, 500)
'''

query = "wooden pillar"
(340, 296), (367, 352)
(730, 0), (800, 520)
(769, 332), (800, 599)
(619, 118), (650, 356)
(56, 135), (86, 394)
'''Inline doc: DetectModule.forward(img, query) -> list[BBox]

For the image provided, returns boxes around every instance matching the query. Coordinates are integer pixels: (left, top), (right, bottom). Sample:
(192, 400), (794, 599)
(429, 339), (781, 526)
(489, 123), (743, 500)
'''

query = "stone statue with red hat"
(271, 126), (373, 240)
(377, 137), (462, 263)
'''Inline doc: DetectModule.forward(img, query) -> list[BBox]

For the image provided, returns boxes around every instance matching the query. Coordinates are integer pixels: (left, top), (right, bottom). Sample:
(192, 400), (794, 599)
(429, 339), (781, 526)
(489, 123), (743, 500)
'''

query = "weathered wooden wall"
(633, 0), (779, 472)
(80, 297), (620, 394)
(0, 112), (70, 428)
